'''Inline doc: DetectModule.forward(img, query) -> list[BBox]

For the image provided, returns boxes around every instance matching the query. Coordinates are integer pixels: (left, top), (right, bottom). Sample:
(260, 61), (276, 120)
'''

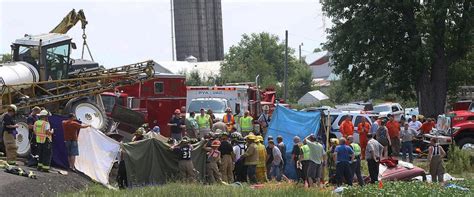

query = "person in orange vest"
(34, 110), (54, 172)
(339, 115), (354, 139)
(357, 117), (371, 159)
(222, 107), (235, 132)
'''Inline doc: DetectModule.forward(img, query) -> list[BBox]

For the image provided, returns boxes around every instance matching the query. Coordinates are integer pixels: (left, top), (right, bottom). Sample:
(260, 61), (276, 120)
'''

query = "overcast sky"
(0, 0), (329, 68)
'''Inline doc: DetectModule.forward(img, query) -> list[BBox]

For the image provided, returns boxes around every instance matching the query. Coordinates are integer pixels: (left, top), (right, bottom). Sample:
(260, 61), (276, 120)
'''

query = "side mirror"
(71, 42), (77, 49)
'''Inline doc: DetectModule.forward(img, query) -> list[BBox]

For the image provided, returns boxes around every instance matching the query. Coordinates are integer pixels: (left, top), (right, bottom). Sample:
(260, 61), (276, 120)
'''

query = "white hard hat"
(8, 104), (17, 112)
(38, 110), (49, 116)
(262, 105), (270, 111)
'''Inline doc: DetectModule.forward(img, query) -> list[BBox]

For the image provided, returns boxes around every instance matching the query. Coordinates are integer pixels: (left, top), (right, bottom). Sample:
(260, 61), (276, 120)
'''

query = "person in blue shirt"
(333, 138), (354, 186)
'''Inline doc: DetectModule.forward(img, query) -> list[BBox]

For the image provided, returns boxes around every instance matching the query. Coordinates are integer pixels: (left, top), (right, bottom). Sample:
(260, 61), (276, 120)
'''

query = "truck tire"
(68, 100), (109, 132)
(457, 137), (474, 151)
(14, 116), (30, 158)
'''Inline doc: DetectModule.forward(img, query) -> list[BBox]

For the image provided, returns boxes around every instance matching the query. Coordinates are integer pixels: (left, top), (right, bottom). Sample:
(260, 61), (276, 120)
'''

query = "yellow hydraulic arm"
(50, 9), (93, 60)
(50, 9), (87, 34)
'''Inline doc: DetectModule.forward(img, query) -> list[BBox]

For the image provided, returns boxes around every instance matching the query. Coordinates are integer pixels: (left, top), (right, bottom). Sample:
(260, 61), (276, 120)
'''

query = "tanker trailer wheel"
(68, 100), (109, 132)
(14, 116), (30, 158)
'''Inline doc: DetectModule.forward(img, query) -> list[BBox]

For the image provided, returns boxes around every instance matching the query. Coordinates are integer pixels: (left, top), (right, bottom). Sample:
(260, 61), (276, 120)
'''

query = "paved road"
(0, 162), (91, 196)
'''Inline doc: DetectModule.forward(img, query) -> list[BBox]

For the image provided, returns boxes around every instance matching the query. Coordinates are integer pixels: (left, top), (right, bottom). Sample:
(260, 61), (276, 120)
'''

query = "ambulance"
(186, 86), (250, 121)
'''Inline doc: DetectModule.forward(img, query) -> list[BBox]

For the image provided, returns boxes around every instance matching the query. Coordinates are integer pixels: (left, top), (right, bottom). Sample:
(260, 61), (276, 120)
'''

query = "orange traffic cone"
(378, 180), (384, 189)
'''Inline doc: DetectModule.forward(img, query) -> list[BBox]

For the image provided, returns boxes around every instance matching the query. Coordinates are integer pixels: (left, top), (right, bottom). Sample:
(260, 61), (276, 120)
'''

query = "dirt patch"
(0, 164), (92, 196)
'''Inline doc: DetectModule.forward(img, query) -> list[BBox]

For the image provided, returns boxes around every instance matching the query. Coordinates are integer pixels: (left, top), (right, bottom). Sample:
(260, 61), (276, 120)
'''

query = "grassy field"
(63, 182), (334, 197)
(65, 150), (474, 196)
(63, 160), (474, 197)
(63, 179), (474, 197)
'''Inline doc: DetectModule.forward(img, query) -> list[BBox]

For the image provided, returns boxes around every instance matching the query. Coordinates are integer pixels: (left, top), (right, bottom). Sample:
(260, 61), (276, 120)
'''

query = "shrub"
(446, 145), (472, 174)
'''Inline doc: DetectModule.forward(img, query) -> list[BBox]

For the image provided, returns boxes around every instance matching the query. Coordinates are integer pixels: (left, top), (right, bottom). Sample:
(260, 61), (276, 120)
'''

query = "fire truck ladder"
(0, 60), (155, 113)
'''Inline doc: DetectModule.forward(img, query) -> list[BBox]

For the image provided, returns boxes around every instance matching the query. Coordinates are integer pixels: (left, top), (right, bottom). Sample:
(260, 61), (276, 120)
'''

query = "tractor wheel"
(14, 116), (30, 157)
(0, 114), (31, 157)
(68, 100), (110, 132)
(458, 137), (474, 152)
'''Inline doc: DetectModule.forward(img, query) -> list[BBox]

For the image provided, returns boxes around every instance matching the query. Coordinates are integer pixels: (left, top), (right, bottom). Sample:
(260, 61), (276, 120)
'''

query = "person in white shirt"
(408, 115), (422, 131)
(268, 140), (283, 181)
(232, 136), (247, 182)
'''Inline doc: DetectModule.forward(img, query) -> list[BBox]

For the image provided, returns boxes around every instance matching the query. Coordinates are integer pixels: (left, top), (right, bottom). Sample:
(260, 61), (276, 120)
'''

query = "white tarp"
(75, 127), (120, 185)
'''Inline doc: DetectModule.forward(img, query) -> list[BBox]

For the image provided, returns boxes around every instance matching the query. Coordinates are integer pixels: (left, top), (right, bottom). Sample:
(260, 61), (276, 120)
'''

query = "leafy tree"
(322, 0), (473, 117)
(313, 48), (322, 53)
(448, 47), (474, 102)
(289, 65), (314, 101)
(186, 70), (202, 86)
(221, 32), (312, 102)
(0, 54), (12, 63)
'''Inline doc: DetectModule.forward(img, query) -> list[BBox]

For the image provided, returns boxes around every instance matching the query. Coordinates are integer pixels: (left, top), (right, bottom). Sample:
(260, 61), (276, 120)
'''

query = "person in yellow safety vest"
(255, 135), (267, 183)
(300, 142), (311, 186)
(239, 111), (254, 136)
(348, 135), (364, 186)
(34, 110), (54, 172)
(196, 108), (212, 138)
(222, 107), (235, 132)
(2, 104), (19, 165)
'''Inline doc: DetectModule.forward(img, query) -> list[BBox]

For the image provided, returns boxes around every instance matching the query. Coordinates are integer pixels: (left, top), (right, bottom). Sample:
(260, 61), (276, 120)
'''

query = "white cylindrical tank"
(0, 61), (39, 88)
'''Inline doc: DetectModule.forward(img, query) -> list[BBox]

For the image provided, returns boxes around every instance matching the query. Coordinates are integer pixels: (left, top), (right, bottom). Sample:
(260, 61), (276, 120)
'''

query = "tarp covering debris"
(75, 127), (120, 185)
(122, 136), (207, 187)
(49, 115), (69, 169)
(265, 105), (321, 179)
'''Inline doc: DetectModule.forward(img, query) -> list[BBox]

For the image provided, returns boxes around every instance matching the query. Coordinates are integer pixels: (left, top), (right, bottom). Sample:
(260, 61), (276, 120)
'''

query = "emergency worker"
(339, 115), (354, 139)
(196, 108), (213, 138)
(222, 108), (235, 132)
(34, 110), (53, 172)
(255, 135), (267, 183)
(218, 132), (234, 183)
(239, 111), (254, 136)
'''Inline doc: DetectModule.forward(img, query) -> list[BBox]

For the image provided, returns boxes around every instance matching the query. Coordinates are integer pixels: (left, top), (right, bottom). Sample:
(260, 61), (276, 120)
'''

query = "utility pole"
(299, 42), (303, 64)
(170, 0), (175, 61)
(284, 30), (288, 102)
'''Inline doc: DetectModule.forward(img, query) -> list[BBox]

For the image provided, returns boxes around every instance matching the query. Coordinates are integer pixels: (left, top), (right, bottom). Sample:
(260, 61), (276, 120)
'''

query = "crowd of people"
(157, 107), (447, 187)
(2, 103), (447, 188)
(162, 106), (290, 185)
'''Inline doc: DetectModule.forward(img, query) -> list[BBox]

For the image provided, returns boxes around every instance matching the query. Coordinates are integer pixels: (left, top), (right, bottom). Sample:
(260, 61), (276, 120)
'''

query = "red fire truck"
(101, 73), (186, 138)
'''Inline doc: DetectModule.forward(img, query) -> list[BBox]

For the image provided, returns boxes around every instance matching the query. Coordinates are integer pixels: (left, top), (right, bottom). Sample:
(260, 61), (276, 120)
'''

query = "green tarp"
(122, 135), (207, 186)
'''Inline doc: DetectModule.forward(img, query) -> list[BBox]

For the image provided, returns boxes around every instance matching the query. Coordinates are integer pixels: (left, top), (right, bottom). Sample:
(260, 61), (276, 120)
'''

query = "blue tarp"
(265, 105), (321, 179)
(49, 115), (69, 169)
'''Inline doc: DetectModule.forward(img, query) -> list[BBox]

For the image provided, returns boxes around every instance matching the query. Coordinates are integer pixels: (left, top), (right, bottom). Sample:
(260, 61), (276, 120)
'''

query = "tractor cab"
(11, 33), (74, 81)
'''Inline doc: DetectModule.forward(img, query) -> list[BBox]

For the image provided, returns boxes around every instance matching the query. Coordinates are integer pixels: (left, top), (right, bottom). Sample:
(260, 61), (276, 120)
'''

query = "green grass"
(64, 158), (474, 197)
(63, 179), (474, 197)
(63, 182), (334, 197)
(344, 180), (474, 197)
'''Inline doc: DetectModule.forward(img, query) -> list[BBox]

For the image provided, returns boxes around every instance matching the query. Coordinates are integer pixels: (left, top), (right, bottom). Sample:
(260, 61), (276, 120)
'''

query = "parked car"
(404, 107), (419, 120)
(372, 103), (405, 121)
(324, 111), (377, 143)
